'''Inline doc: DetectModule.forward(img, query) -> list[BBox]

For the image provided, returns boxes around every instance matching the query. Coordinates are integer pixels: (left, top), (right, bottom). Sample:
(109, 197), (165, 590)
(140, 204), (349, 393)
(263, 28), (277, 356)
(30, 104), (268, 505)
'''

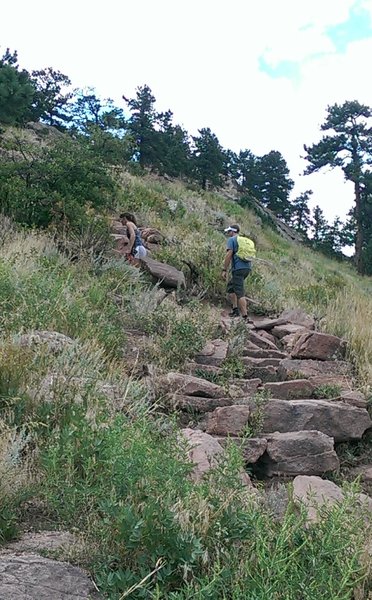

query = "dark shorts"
(227, 268), (251, 299)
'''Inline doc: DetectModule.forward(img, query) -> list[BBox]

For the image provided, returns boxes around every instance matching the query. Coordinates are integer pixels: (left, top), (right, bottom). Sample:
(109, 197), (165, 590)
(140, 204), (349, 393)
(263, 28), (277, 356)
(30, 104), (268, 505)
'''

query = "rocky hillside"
(0, 168), (371, 599)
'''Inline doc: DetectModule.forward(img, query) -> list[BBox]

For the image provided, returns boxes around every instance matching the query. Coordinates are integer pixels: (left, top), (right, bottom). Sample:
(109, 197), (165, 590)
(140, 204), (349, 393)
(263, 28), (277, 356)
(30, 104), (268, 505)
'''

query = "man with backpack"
(222, 225), (256, 321)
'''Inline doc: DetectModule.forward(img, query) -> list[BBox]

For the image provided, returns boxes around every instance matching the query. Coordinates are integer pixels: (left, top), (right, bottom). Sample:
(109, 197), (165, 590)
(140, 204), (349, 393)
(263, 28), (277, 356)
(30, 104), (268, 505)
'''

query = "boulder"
(227, 378), (262, 396)
(278, 358), (352, 381)
(349, 465), (372, 489)
(293, 475), (372, 523)
(162, 372), (225, 398)
(111, 220), (127, 235)
(243, 365), (279, 382)
(339, 390), (367, 409)
(0, 554), (101, 599)
(181, 428), (251, 485)
(4, 531), (75, 554)
(206, 405), (250, 436)
(243, 347), (287, 359)
(248, 330), (280, 350)
(215, 436), (268, 463)
(195, 339), (228, 367)
(280, 308), (315, 330)
(264, 379), (315, 400)
(16, 331), (74, 354)
(242, 357), (282, 368)
(291, 331), (346, 361)
(260, 398), (372, 442)
(253, 317), (288, 330)
(141, 256), (185, 288)
(271, 323), (308, 339)
(260, 431), (339, 476)
(172, 395), (233, 413)
(256, 330), (278, 344)
(33, 374), (121, 405)
(281, 332), (303, 353)
(140, 227), (164, 245)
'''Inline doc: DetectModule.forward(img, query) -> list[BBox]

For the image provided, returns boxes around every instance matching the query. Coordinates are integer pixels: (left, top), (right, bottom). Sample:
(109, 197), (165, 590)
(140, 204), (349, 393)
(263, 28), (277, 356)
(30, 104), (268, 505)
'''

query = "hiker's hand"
(221, 269), (228, 281)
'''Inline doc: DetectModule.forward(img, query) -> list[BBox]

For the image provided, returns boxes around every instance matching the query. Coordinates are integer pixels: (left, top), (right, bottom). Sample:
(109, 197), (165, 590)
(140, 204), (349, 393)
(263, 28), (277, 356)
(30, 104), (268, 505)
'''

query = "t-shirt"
(226, 236), (252, 272)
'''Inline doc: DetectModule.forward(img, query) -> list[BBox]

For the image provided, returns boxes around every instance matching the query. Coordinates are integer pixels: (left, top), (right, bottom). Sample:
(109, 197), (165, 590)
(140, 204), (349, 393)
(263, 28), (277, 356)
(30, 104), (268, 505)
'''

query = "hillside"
(0, 157), (372, 598)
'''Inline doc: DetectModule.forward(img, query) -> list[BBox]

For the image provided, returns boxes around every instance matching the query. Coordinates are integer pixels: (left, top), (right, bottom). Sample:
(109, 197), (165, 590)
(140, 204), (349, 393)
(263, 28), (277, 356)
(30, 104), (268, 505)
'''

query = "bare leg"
(229, 293), (238, 310)
(238, 296), (248, 317)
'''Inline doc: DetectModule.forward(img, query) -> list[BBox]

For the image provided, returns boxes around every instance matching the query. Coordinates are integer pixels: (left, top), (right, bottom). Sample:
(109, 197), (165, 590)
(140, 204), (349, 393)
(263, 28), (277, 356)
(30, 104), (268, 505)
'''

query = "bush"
(0, 135), (116, 229)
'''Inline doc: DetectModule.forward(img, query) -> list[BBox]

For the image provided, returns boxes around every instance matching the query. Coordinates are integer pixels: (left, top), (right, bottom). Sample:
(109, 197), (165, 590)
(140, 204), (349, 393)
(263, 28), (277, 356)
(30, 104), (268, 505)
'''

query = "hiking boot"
(242, 315), (254, 324)
(229, 307), (239, 317)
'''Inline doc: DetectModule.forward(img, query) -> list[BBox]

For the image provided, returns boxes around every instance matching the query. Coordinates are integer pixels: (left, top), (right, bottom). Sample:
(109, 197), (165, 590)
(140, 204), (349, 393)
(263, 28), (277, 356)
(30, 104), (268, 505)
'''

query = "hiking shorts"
(133, 245), (147, 259)
(227, 268), (251, 299)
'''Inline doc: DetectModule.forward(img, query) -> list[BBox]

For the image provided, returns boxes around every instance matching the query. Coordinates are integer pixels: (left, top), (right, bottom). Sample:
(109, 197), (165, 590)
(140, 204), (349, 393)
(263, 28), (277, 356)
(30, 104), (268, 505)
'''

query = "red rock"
(291, 331), (346, 361)
(215, 436), (268, 463)
(172, 395), (233, 413)
(280, 308), (315, 330)
(141, 257), (185, 288)
(264, 379), (315, 400)
(260, 398), (372, 442)
(261, 431), (339, 476)
(293, 475), (372, 522)
(195, 340), (228, 367)
(206, 405), (250, 436)
(163, 372), (225, 398)
(278, 358), (352, 381)
(271, 323), (308, 339)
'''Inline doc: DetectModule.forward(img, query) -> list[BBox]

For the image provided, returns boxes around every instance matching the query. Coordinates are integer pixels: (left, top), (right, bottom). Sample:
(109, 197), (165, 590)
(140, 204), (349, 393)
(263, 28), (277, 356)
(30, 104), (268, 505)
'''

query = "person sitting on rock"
(120, 212), (147, 266)
(222, 225), (255, 321)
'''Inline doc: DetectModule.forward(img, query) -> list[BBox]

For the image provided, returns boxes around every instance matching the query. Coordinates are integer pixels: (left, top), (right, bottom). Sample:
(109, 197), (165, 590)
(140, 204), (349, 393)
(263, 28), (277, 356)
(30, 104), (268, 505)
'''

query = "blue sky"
(1, 0), (372, 223)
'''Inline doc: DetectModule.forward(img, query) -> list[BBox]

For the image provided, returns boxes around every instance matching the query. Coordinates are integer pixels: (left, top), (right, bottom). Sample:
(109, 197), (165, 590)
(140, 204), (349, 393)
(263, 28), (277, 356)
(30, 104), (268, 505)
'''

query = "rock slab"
(260, 431), (339, 476)
(0, 554), (100, 599)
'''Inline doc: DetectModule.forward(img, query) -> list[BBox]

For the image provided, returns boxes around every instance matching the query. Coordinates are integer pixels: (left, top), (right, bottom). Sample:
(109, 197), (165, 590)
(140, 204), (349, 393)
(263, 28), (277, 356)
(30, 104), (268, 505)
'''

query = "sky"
(1, 0), (372, 224)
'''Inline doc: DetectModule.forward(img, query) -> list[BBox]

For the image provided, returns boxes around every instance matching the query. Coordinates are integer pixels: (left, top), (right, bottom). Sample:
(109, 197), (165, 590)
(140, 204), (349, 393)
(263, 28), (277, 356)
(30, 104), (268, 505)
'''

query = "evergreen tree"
(192, 127), (225, 190)
(71, 88), (125, 133)
(0, 48), (35, 124)
(304, 100), (372, 272)
(311, 205), (329, 246)
(290, 190), (313, 235)
(31, 67), (73, 127)
(255, 151), (294, 222)
(234, 149), (260, 190)
(155, 110), (191, 177)
(125, 84), (159, 168)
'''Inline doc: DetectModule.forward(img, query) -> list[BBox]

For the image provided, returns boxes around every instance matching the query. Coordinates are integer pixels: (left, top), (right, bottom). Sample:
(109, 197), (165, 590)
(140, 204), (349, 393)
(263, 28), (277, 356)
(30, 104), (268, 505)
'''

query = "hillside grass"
(0, 172), (371, 598)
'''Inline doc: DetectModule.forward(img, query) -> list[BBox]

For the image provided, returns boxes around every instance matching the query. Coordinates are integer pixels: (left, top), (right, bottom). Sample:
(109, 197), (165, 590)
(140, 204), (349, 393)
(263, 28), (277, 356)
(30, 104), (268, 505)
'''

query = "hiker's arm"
(223, 249), (233, 271)
(126, 223), (136, 253)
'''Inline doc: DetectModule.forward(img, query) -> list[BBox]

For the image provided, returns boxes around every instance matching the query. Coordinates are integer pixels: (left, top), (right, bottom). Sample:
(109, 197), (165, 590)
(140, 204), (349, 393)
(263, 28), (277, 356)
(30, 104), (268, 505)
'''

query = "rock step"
(258, 431), (339, 477)
(203, 400), (372, 442)
(0, 554), (101, 599)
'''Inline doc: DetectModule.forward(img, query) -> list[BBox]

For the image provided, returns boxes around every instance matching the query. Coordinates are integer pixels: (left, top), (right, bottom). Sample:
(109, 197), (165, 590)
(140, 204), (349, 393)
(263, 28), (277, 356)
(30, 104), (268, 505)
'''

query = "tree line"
(0, 48), (371, 274)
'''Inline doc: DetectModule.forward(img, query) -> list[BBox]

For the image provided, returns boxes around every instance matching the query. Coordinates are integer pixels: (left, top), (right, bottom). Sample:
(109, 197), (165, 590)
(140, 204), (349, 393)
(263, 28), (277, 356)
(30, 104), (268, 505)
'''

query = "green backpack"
(236, 235), (256, 261)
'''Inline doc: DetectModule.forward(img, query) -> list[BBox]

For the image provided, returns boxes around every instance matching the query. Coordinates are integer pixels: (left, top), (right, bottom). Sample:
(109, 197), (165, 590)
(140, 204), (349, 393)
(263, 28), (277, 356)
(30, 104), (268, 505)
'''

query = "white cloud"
(1, 0), (372, 224)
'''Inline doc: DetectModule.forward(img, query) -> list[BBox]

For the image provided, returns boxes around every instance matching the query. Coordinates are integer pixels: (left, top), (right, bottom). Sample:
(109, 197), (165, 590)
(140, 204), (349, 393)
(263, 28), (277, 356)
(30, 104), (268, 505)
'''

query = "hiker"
(120, 212), (147, 266)
(222, 225), (256, 321)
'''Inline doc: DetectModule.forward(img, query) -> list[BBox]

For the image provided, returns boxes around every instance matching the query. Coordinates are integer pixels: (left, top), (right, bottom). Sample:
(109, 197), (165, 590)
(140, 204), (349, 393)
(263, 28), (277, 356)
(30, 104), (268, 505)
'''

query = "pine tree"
(0, 49), (35, 124)
(255, 151), (294, 222)
(290, 190), (313, 235)
(192, 128), (225, 190)
(31, 67), (72, 127)
(304, 100), (372, 272)
(125, 84), (159, 168)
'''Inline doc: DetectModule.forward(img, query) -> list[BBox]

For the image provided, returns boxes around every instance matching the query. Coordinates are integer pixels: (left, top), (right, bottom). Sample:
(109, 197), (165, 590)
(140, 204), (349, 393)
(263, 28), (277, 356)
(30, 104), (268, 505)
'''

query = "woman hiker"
(120, 212), (147, 266)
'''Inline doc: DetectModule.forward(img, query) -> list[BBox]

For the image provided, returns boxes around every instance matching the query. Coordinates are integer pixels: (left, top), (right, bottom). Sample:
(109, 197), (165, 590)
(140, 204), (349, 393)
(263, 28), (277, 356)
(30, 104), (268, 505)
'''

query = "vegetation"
(0, 48), (372, 600)
(2, 48), (372, 270)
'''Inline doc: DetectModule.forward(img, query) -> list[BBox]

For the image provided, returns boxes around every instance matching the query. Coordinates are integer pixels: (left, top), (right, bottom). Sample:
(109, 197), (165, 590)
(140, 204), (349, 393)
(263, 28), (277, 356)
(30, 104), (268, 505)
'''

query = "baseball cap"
(224, 225), (240, 233)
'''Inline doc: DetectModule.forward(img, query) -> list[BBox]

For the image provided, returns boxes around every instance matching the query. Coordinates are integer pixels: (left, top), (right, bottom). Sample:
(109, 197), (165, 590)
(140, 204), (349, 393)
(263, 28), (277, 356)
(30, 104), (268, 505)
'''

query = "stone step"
(242, 347), (287, 359)
(258, 398), (372, 442)
(214, 436), (267, 464)
(278, 358), (353, 382)
(257, 431), (339, 477)
(171, 394), (233, 413)
(263, 380), (315, 400)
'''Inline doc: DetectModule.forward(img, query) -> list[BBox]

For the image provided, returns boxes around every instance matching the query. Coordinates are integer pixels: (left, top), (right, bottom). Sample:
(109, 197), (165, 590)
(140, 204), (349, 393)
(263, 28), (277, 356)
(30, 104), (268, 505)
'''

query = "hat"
(224, 225), (240, 233)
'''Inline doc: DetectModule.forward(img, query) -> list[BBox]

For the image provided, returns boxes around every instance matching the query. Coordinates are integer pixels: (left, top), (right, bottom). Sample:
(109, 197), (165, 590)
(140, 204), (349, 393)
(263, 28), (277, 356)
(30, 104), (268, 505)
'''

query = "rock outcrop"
(259, 431), (339, 476)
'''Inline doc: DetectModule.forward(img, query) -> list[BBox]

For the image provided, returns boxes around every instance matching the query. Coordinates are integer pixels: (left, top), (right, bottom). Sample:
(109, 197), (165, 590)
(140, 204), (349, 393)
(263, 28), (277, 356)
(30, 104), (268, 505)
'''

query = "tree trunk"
(354, 181), (364, 272)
